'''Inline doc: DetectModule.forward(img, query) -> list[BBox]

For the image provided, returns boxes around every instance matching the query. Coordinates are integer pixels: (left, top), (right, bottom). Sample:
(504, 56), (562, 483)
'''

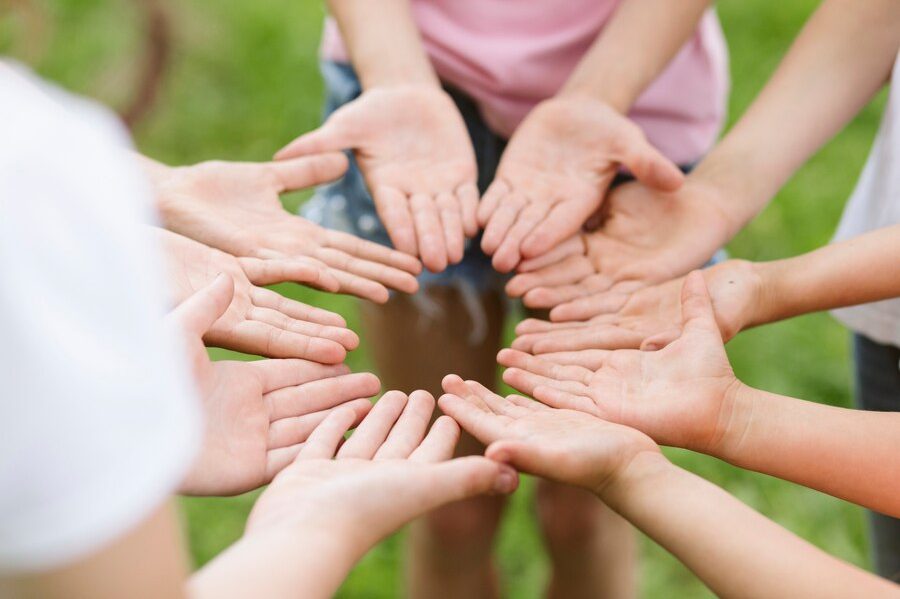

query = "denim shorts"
(302, 61), (713, 296)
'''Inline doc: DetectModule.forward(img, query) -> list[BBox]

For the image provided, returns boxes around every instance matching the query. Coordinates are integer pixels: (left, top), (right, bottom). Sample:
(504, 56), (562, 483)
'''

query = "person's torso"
(832, 52), (900, 348)
(320, 0), (729, 164)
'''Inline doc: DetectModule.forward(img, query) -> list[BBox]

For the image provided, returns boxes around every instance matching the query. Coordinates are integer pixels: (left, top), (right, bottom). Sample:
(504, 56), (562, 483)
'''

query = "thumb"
(168, 273), (234, 339)
(616, 128), (684, 192)
(485, 440), (556, 481)
(679, 271), (719, 334)
(424, 457), (519, 507)
(275, 114), (353, 161)
(266, 152), (349, 192)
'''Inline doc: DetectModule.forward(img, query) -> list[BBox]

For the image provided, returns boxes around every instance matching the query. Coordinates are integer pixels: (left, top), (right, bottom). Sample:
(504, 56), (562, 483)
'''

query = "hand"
(438, 375), (659, 496)
(499, 272), (741, 453)
(478, 96), (684, 273)
(157, 228), (356, 362)
(150, 154), (422, 303)
(276, 85), (479, 273)
(512, 260), (762, 356)
(246, 390), (518, 556)
(168, 274), (381, 496)
(505, 178), (732, 320)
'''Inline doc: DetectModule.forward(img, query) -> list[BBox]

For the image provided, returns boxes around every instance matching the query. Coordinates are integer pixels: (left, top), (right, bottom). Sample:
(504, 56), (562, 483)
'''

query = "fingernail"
(494, 469), (517, 494)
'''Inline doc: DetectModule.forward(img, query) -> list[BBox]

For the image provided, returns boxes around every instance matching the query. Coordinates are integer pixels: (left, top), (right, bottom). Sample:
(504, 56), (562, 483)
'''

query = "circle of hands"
(159, 85), (751, 543)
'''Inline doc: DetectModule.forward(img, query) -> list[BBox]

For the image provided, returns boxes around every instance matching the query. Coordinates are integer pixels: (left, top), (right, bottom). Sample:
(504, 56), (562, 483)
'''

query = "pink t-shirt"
(320, 2), (729, 165)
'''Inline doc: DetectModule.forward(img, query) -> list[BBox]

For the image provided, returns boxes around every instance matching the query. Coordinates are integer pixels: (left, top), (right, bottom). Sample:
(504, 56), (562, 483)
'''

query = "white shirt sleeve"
(0, 64), (201, 572)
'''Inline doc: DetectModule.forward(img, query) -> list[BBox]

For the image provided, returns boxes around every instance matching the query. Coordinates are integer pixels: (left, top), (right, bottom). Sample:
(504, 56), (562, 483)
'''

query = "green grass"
(2, 0), (887, 596)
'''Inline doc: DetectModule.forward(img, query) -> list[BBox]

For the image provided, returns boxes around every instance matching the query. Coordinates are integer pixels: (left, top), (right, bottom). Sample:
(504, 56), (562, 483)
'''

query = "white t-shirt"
(832, 53), (900, 349)
(0, 64), (200, 572)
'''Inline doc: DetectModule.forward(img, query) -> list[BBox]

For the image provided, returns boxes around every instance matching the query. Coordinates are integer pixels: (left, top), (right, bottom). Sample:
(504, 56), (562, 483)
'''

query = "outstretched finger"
(251, 287), (347, 327)
(457, 183), (480, 237)
(492, 201), (553, 273)
(410, 193), (448, 273)
(480, 192), (524, 256)
(409, 416), (461, 463)
(297, 407), (357, 459)
(539, 349), (612, 370)
(517, 235), (585, 273)
(266, 153), (349, 190)
(267, 398), (372, 450)
(476, 179), (509, 227)
(325, 229), (422, 276)
(498, 349), (592, 385)
(373, 185), (418, 256)
(168, 273), (234, 339)
(265, 372), (381, 421)
(521, 200), (594, 259)
(239, 256), (340, 292)
(248, 306), (359, 350)
(251, 358), (350, 394)
(502, 367), (588, 397)
(435, 191), (465, 264)
(337, 391), (408, 459)
(505, 255), (594, 298)
(374, 390), (436, 459)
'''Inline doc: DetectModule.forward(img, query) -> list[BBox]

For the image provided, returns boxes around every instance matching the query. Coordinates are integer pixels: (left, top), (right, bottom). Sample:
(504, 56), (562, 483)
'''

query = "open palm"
(169, 274), (381, 496)
(277, 86), (479, 273)
(157, 228), (355, 362)
(156, 155), (422, 303)
(478, 97), (684, 273)
(507, 179), (732, 321)
(500, 273), (740, 453)
(438, 375), (659, 495)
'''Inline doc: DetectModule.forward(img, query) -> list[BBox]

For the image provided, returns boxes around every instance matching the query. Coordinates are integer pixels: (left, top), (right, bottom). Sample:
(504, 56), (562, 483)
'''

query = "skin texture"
(437, 381), (899, 598)
(505, 179), (733, 321)
(501, 272), (900, 518)
(156, 227), (355, 362)
(478, 96), (684, 273)
(168, 274), (381, 496)
(191, 394), (518, 599)
(501, 273), (739, 453)
(144, 154), (422, 303)
(511, 259), (759, 357)
(276, 86), (479, 273)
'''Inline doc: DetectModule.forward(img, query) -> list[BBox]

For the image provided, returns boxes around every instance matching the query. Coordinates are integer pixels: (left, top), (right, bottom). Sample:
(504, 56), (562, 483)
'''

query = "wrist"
(703, 259), (765, 340)
(708, 379), (760, 462)
(556, 84), (632, 115)
(598, 450), (673, 509)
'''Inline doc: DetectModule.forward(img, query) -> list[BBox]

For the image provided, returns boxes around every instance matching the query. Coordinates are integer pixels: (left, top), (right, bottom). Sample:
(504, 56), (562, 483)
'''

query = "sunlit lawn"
(2, 0), (886, 595)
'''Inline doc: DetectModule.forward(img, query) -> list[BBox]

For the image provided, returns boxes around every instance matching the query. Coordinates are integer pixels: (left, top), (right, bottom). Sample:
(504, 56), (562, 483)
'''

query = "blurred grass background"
(1, 0), (887, 596)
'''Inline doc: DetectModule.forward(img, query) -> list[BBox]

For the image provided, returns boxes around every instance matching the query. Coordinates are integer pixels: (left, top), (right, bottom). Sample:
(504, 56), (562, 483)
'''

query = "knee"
(537, 480), (609, 550)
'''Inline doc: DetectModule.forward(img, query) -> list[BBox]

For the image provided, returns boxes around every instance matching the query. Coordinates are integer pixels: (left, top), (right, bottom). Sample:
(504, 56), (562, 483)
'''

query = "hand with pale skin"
(276, 86), (480, 274)
(193, 390), (519, 598)
(157, 227), (356, 362)
(499, 272), (740, 453)
(478, 96), (685, 273)
(146, 153), (422, 303)
(512, 260), (761, 357)
(168, 274), (380, 496)
(438, 375), (660, 494)
(505, 179), (732, 320)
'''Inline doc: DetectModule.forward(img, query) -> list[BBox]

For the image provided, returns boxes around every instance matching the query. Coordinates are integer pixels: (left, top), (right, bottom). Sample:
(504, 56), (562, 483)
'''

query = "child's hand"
(505, 179), (732, 315)
(276, 86), (479, 273)
(499, 272), (741, 453)
(478, 96), (684, 273)
(167, 274), (380, 496)
(511, 260), (761, 355)
(152, 155), (421, 303)
(438, 375), (659, 496)
(158, 228), (356, 362)
(246, 390), (518, 550)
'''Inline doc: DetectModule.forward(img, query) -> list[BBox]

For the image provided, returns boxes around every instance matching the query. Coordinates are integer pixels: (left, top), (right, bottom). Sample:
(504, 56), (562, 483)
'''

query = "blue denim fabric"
(852, 333), (900, 580)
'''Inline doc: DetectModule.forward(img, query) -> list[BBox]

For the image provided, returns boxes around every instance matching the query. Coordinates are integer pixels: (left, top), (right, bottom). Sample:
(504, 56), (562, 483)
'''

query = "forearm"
(560, 0), (710, 112)
(691, 0), (900, 236)
(602, 453), (896, 598)
(712, 383), (900, 517)
(327, 0), (438, 89)
(189, 526), (361, 599)
(747, 224), (900, 327)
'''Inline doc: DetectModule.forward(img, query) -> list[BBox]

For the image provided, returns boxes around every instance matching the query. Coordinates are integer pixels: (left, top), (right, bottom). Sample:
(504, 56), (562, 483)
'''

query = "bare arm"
(326, 0), (437, 89)
(694, 0), (900, 235)
(561, 0), (711, 111)
(604, 453), (898, 599)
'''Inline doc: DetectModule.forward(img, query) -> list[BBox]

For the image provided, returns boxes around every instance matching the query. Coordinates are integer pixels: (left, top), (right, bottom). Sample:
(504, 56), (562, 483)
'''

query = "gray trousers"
(853, 333), (900, 581)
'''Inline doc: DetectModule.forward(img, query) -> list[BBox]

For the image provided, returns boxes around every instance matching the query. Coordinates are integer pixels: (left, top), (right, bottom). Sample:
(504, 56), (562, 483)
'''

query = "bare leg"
(360, 286), (508, 599)
(537, 480), (637, 599)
